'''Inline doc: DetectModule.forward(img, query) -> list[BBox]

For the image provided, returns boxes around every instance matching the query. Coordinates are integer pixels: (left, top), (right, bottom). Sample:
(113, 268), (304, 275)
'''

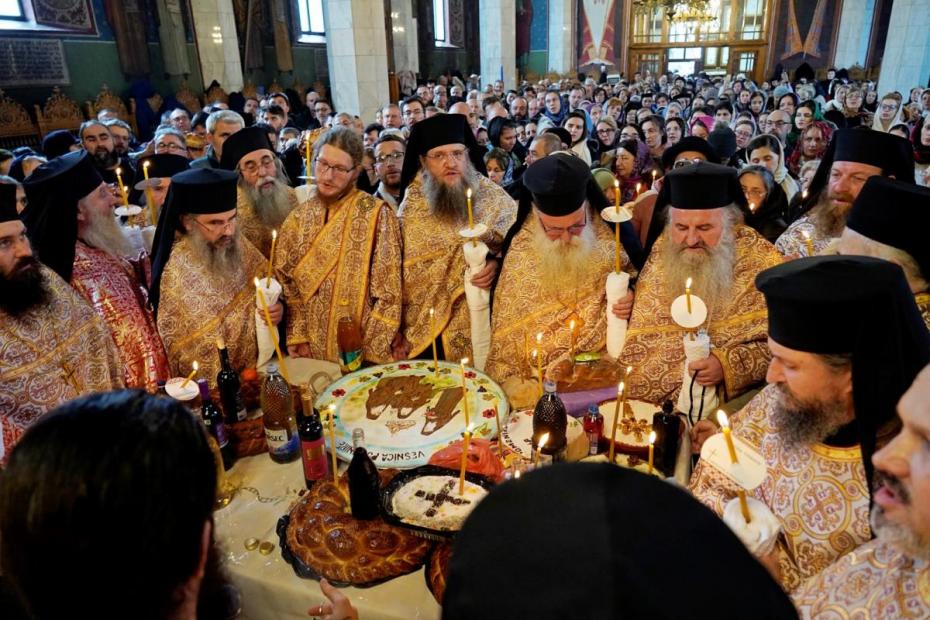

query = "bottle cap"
(661, 400), (674, 414)
(352, 427), (365, 447)
(265, 362), (279, 375)
(543, 380), (557, 393)
(587, 404), (599, 414)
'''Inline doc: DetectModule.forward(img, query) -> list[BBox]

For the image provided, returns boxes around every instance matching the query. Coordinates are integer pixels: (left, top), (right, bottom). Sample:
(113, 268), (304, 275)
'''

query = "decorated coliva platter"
(314, 360), (508, 469)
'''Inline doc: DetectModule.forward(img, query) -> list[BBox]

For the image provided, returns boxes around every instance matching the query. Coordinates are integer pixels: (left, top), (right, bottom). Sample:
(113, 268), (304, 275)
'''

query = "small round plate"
(165, 377), (199, 401)
(670, 294), (707, 328)
(115, 205), (143, 217)
(600, 206), (633, 223)
(458, 223), (488, 239)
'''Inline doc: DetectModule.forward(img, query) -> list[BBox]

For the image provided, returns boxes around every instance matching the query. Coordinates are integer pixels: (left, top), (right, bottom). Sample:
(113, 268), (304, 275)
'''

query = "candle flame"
(802, 189), (809, 199)
(617, 381), (625, 396)
(430, 307), (434, 318)
(801, 229), (811, 241)
(625, 365), (632, 376)
(253, 277), (260, 287)
(652, 169), (657, 178)
(271, 229), (277, 241)
(537, 432), (549, 450)
(716, 409), (730, 429)
(461, 357), (469, 366)
(648, 430), (656, 445)
(536, 332), (543, 344)
(569, 319), (576, 331)
(514, 470), (521, 479)
(685, 277), (692, 290)
(466, 188), (472, 199)
(143, 160), (150, 169)
(613, 179), (620, 189)
(749, 202), (756, 213)
(635, 182), (642, 193)
(192, 360), (199, 371)
(116, 166), (122, 175)
(531, 348), (538, 359)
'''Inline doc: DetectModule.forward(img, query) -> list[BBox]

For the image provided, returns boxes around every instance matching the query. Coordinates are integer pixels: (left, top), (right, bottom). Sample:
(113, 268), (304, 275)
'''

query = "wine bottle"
(298, 387), (329, 488)
(347, 428), (380, 519)
(199, 379), (234, 470)
(216, 338), (247, 424)
(260, 363), (300, 463)
(532, 380), (568, 461)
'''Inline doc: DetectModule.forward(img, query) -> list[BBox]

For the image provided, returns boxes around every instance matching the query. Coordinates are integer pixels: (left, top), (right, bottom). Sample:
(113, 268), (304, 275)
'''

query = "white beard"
(81, 208), (135, 258)
(660, 223), (736, 312)
(530, 214), (596, 299)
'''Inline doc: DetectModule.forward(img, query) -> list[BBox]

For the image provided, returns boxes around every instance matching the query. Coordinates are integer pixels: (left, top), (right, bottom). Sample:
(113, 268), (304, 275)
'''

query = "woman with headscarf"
(777, 91), (799, 117)
(863, 88), (879, 113)
(688, 114), (715, 140)
(486, 116), (523, 184)
(664, 101), (683, 120)
(872, 92), (904, 133)
(562, 110), (597, 166)
(738, 165), (789, 243)
(745, 134), (799, 201)
(612, 138), (655, 203)
(824, 86), (869, 129)
(787, 120), (832, 177)
(911, 116), (930, 187)
(748, 91), (767, 119)
(785, 99), (824, 156)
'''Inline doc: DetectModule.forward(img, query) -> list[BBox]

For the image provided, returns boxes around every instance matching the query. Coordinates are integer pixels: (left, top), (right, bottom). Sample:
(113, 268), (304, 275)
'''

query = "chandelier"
(633, 0), (717, 23)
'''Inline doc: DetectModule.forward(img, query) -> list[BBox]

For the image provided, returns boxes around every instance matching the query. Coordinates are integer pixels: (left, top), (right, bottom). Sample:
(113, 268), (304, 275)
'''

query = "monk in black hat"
(775, 128), (915, 258)
(22, 151), (168, 391)
(274, 127), (402, 365)
(0, 182), (122, 460)
(151, 167), (280, 383)
(219, 125), (298, 257)
(833, 176), (930, 327)
(690, 256), (930, 593)
(620, 162), (782, 407)
(397, 112), (516, 363)
(127, 152), (190, 231)
(484, 153), (634, 384)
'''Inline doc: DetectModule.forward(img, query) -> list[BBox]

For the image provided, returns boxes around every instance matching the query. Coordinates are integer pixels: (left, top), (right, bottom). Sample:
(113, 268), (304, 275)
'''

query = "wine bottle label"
(265, 428), (299, 455)
(340, 348), (362, 372)
(207, 420), (229, 448)
(301, 439), (329, 480)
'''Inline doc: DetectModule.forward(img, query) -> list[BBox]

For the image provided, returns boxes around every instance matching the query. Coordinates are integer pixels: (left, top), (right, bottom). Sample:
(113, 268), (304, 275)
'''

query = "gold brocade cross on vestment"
(60, 360), (83, 393)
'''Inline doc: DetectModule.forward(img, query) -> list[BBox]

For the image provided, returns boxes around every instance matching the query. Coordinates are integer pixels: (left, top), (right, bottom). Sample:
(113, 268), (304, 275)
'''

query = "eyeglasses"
(375, 152), (405, 164)
(741, 186), (766, 198)
(597, 128), (616, 135)
(673, 157), (705, 169)
(880, 103), (899, 111)
(315, 158), (355, 176)
(425, 149), (467, 164)
(734, 130), (754, 139)
(538, 209), (588, 236)
(240, 155), (277, 175)
(765, 120), (788, 128)
(156, 142), (186, 153)
(194, 214), (237, 234)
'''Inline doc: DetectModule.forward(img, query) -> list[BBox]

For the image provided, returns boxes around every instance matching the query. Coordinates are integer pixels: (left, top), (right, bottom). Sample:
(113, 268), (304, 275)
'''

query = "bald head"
(449, 102), (470, 116)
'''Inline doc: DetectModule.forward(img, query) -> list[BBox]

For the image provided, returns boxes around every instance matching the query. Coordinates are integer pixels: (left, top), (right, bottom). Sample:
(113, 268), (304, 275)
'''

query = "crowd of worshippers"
(1, 62), (930, 618)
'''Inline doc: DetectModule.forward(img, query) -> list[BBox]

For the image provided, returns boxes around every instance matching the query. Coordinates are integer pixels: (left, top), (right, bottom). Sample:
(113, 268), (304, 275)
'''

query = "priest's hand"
(268, 302), (284, 325)
(470, 258), (499, 290)
(611, 290), (634, 320)
(688, 354), (723, 386)
(690, 419), (717, 454)
(391, 333), (411, 360)
(289, 343), (312, 358)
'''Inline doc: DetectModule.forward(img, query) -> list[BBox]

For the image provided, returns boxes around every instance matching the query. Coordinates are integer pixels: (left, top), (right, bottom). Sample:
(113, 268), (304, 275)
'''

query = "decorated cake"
(598, 399), (657, 457)
(283, 472), (432, 586)
(315, 361), (508, 469)
(427, 541), (454, 604)
(389, 475), (488, 532)
(428, 438), (505, 482)
(500, 408), (588, 462)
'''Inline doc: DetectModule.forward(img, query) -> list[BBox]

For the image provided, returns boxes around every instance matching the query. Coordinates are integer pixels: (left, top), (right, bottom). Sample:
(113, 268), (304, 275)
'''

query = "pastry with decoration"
(389, 475), (488, 532)
(428, 438), (505, 482)
(599, 399), (657, 457)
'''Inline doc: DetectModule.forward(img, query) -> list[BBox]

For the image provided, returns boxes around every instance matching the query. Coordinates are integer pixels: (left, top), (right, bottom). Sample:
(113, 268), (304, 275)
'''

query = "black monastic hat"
(149, 168), (239, 312)
(21, 151), (103, 281)
(218, 126), (274, 171)
(660, 135), (720, 169)
(665, 161), (741, 210)
(0, 183), (18, 223)
(847, 176), (930, 280)
(442, 464), (799, 620)
(399, 113), (487, 197)
(523, 152), (603, 216)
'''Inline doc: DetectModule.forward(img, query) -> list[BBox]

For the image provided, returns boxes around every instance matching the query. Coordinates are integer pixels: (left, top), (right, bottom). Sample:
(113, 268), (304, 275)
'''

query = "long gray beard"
(660, 224), (735, 312)
(770, 382), (848, 446)
(421, 164), (481, 225)
(81, 207), (135, 258)
(241, 175), (294, 229)
(188, 228), (244, 280)
(531, 215), (596, 299)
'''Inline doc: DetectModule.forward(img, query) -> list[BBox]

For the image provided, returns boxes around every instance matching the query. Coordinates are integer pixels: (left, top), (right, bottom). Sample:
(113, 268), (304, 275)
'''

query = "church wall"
(414, 0), (480, 82)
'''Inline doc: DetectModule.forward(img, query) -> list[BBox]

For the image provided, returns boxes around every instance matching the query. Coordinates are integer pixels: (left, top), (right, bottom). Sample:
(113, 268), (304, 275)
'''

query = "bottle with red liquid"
(336, 301), (363, 375)
(583, 404), (604, 456)
(298, 387), (329, 489)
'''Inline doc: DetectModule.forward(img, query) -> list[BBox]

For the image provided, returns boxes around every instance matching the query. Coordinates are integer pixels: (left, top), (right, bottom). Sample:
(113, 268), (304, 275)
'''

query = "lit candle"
(652, 169), (657, 183)
(430, 308), (439, 376)
(614, 181), (622, 274)
(460, 357), (471, 428)
(737, 489), (752, 523)
(716, 410), (739, 464)
(532, 349), (542, 397)
(465, 187), (476, 247)
(748, 202), (756, 214)
(802, 229), (815, 257)
(115, 167), (129, 207)
(613, 179), (621, 214)
(328, 404), (338, 484)
(533, 432), (549, 466)
(635, 182), (642, 197)
(305, 133), (311, 177)
(607, 382), (625, 462)
(647, 430), (656, 474)
(569, 319), (577, 363)
(685, 277), (693, 314)
(142, 161), (157, 226)
(181, 360), (199, 388)
(254, 278), (291, 385)
(802, 189), (809, 200)
(625, 365), (633, 379)
(265, 229), (278, 286)
(459, 426), (473, 495)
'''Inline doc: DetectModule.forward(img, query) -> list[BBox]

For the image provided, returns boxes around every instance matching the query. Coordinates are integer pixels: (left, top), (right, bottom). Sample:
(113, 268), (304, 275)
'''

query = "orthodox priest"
(834, 176), (930, 326)
(398, 113), (516, 363)
(619, 162), (782, 406)
(274, 127), (402, 365)
(151, 168), (278, 383)
(0, 185), (122, 462)
(689, 256), (930, 593)
(793, 363), (930, 617)
(220, 126), (298, 257)
(485, 154), (633, 382)
(127, 152), (190, 229)
(775, 129), (914, 257)
(22, 151), (168, 391)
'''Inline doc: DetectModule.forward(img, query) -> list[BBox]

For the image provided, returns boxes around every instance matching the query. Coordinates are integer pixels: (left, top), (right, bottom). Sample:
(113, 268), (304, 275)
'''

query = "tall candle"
(607, 382), (625, 462)
(685, 277), (693, 314)
(458, 426), (472, 495)
(647, 430), (656, 474)
(266, 229), (278, 286)
(737, 489), (752, 523)
(115, 167), (129, 207)
(460, 358), (471, 428)
(635, 182), (642, 197)
(254, 278), (291, 385)
(465, 187), (476, 246)
(716, 410), (739, 464)
(328, 404), (338, 484)
(430, 308), (439, 376)
(305, 133), (312, 186)
(142, 161), (157, 226)
(569, 319), (577, 363)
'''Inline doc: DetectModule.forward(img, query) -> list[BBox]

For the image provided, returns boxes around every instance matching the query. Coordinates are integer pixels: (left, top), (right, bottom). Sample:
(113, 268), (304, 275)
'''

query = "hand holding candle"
(181, 360), (199, 388)
(254, 278), (291, 384)
(716, 410), (739, 464)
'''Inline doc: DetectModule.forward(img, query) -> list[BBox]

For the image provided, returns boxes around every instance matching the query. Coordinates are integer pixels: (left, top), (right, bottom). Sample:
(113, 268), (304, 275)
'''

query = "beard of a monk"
(661, 224), (735, 311)
(241, 173), (293, 229)
(532, 216), (596, 298)
(771, 382), (849, 446)
(0, 256), (50, 317)
(189, 227), (243, 278)
(90, 147), (118, 169)
(421, 163), (480, 224)
(809, 186), (856, 239)
(870, 474), (930, 561)
(80, 205), (135, 258)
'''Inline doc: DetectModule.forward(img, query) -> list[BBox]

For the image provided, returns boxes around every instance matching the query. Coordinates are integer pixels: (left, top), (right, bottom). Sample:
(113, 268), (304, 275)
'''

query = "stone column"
(188, 0), (243, 91)
(877, 0), (930, 96)
(548, 0), (574, 75)
(391, 0), (419, 75)
(833, 0), (874, 69)
(479, 0), (517, 90)
(323, 0), (391, 122)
